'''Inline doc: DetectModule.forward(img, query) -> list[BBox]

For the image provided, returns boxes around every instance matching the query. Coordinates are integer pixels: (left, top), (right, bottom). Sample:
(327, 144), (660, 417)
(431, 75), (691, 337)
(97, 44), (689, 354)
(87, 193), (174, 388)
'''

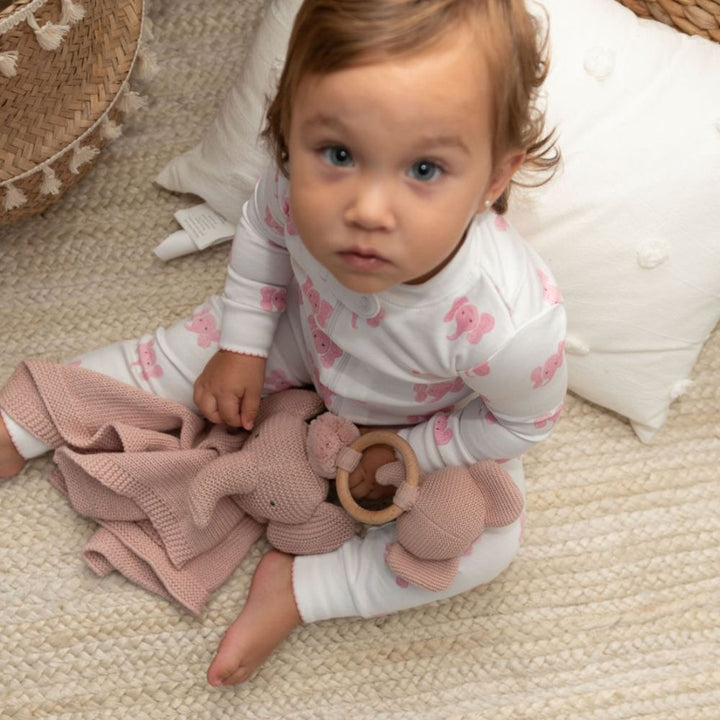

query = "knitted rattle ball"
(0, 0), (150, 226)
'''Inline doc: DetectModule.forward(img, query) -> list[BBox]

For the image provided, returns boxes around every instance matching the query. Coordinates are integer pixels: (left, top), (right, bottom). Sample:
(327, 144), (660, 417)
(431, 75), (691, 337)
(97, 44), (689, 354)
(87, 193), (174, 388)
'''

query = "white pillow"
(155, 0), (302, 222)
(155, 0), (720, 441)
(510, 0), (720, 440)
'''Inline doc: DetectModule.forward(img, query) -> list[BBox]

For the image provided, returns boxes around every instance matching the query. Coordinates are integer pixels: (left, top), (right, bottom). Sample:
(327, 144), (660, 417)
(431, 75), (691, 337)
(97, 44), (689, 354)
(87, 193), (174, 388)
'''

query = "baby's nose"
(344, 176), (396, 232)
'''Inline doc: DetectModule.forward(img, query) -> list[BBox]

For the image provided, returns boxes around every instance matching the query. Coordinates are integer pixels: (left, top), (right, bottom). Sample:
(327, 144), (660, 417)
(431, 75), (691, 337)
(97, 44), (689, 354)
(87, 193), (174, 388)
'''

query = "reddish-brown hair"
(263, 0), (558, 213)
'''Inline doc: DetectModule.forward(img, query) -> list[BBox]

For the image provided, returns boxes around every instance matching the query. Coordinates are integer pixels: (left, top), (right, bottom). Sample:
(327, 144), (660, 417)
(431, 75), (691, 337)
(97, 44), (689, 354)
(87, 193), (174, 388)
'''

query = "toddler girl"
(0, 0), (566, 687)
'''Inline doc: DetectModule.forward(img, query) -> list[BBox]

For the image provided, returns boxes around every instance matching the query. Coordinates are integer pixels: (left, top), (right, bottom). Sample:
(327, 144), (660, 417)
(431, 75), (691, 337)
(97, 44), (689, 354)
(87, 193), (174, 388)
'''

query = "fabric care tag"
(154, 203), (235, 261)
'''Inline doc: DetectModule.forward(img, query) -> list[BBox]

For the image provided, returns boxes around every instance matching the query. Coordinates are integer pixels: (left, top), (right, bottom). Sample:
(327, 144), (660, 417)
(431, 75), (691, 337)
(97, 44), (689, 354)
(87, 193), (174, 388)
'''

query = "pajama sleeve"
(219, 164), (295, 357)
(398, 304), (567, 472)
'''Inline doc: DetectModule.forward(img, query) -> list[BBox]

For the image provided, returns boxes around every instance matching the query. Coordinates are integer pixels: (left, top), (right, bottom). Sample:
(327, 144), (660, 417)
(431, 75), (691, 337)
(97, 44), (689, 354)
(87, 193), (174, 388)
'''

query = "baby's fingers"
(217, 393), (243, 428)
(240, 388), (261, 431)
(348, 466), (371, 499)
(194, 387), (222, 424)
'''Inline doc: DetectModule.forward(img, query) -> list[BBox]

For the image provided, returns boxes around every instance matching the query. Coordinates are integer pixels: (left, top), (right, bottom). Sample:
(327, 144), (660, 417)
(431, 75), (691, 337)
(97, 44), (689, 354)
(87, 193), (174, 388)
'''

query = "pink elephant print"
(184, 307), (221, 348)
(494, 213), (509, 232)
(537, 269), (563, 305)
(413, 377), (464, 403)
(264, 205), (285, 235)
(366, 308), (385, 327)
(301, 277), (333, 327)
(273, 168), (281, 196)
(264, 369), (295, 393)
(132, 340), (163, 380)
(260, 286), (287, 312)
(407, 405), (453, 424)
(444, 297), (495, 344)
(433, 414), (453, 446)
(534, 401), (564, 428)
(352, 307), (385, 329)
(465, 360), (490, 378)
(281, 195), (297, 235)
(307, 316), (343, 368)
(481, 406), (498, 424)
(531, 341), (565, 388)
(307, 355), (336, 406)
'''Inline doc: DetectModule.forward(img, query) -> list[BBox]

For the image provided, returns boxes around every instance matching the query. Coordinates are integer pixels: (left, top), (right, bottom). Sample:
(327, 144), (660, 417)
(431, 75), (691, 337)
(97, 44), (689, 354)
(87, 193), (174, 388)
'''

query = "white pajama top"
(219, 164), (567, 472)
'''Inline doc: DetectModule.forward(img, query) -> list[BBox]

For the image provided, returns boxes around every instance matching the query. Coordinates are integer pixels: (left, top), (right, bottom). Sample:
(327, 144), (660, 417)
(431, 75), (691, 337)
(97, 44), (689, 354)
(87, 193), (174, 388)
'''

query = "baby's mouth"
(338, 248), (388, 271)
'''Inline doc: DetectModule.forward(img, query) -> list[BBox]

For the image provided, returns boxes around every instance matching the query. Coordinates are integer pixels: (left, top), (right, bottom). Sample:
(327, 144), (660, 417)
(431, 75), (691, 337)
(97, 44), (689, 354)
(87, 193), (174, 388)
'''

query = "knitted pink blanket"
(0, 360), (266, 615)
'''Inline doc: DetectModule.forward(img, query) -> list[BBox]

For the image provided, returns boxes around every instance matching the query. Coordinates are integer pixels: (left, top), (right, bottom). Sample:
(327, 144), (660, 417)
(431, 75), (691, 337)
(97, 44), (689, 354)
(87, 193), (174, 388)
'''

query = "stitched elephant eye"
(269, 500), (276, 507)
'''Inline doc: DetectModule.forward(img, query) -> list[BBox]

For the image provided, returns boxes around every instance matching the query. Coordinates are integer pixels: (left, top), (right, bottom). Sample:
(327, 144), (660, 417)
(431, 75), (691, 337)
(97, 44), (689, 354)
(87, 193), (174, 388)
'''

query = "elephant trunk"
(189, 452), (257, 527)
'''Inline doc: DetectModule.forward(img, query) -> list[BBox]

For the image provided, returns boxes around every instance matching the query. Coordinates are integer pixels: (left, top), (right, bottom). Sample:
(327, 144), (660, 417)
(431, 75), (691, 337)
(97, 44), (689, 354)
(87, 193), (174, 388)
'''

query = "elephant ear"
(189, 452), (258, 528)
(254, 389), (325, 426)
(267, 503), (357, 555)
(469, 461), (524, 527)
(385, 543), (459, 592)
(306, 412), (361, 478)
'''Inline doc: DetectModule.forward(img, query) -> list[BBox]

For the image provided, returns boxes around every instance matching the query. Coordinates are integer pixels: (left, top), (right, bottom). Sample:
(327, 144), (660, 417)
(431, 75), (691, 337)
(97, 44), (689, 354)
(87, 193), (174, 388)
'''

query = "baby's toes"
(207, 619), (262, 687)
(207, 657), (249, 687)
(220, 665), (254, 686)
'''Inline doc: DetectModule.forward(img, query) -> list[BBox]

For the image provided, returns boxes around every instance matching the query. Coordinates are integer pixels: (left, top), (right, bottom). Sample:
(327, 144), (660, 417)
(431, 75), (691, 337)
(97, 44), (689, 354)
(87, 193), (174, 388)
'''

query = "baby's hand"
(193, 350), (266, 430)
(348, 430), (398, 500)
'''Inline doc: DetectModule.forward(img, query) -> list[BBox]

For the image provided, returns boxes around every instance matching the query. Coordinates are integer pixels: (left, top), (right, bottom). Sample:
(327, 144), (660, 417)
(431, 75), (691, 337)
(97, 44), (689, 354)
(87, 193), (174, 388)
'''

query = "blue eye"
(409, 160), (442, 182)
(322, 146), (354, 168)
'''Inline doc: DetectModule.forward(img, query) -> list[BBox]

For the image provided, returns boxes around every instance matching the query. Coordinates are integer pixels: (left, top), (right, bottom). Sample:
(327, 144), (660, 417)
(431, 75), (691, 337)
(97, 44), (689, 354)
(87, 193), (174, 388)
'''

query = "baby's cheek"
(288, 190), (318, 238)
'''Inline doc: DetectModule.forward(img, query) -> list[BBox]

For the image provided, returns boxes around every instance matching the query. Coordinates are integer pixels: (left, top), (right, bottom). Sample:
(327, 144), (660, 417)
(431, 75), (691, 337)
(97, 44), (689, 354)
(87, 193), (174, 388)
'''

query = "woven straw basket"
(0, 0), (146, 226)
(617, 0), (720, 40)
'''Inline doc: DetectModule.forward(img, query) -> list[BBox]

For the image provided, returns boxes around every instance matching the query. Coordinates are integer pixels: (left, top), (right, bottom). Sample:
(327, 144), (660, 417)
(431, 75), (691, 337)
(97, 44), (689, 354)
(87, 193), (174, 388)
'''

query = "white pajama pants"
(2, 297), (525, 623)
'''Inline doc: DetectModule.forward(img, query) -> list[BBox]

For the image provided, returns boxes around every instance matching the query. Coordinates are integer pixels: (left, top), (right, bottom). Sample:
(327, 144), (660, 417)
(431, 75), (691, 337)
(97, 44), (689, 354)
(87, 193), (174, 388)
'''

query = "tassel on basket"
(0, 0), (147, 226)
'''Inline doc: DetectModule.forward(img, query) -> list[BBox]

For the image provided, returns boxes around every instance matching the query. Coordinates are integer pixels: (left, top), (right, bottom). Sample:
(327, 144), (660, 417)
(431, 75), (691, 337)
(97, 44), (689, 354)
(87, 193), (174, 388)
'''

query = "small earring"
(484, 199), (492, 210)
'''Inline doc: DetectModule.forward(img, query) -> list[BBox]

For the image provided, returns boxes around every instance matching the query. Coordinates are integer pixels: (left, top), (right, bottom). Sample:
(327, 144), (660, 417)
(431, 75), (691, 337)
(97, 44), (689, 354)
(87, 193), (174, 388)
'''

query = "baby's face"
(286, 25), (521, 294)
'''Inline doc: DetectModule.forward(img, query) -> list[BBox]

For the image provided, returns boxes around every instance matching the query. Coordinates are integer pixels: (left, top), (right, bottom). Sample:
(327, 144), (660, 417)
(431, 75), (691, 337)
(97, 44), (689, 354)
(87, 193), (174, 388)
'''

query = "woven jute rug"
(1, 1), (718, 718)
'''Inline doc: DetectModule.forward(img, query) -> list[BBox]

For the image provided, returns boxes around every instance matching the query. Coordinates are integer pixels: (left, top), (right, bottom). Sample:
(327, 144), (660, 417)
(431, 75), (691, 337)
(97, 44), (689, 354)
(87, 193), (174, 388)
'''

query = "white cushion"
(155, 0), (720, 441)
(511, 0), (720, 439)
(155, 0), (302, 223)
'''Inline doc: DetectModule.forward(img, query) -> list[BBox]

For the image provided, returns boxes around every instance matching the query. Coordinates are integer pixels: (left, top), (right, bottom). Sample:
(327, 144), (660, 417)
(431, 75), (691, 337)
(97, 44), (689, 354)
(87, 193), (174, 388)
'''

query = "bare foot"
(0, 416), (25, 478)
(207, 549), (301, 687)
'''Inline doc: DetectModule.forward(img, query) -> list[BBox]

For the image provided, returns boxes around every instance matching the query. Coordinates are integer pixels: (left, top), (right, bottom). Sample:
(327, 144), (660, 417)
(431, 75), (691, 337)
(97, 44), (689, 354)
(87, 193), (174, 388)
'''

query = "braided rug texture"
(1, 0), (719, 717)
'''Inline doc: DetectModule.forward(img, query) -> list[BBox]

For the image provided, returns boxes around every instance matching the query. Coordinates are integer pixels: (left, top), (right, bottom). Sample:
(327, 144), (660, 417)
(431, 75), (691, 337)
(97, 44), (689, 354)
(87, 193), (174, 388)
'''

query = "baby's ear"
(479, 149), (526, 213)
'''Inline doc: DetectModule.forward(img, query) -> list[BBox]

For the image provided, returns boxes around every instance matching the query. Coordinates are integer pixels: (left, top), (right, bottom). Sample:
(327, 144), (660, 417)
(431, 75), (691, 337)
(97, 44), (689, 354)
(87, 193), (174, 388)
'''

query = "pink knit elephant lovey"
(375, 459), (524, 591)
(188, 389), (363, 555)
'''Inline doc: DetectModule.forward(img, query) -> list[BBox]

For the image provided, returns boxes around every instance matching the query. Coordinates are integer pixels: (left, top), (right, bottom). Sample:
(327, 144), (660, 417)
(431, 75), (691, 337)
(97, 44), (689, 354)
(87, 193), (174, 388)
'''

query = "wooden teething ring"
(336, 430), (420, 526)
